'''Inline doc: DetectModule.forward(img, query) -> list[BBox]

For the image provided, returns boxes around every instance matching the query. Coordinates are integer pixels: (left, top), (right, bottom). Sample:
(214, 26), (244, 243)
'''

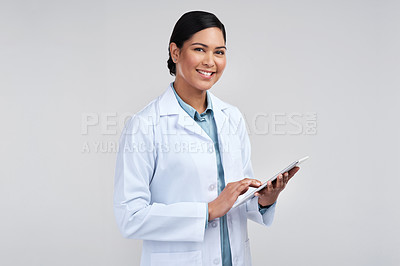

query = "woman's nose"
(202, 52), (215, 67)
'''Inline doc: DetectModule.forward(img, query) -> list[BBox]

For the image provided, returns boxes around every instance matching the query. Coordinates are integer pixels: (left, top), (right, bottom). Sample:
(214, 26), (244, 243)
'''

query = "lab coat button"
(211, 222), (217, 228)
(213, 258), (220, 264)
(208, 184), (216, 191)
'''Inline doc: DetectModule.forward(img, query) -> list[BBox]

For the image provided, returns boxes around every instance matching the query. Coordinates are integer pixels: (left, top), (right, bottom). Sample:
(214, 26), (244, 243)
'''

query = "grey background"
(1, 0), (399, 265)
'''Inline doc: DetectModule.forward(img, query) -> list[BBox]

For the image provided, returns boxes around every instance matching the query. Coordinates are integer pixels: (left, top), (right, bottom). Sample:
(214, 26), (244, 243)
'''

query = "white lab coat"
(113, 84), (276, 266)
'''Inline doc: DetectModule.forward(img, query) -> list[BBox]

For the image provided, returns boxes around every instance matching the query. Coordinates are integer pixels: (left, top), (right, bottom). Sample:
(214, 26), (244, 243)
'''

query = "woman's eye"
(216, 50), (225, 55)
(194, 47), (204, 52)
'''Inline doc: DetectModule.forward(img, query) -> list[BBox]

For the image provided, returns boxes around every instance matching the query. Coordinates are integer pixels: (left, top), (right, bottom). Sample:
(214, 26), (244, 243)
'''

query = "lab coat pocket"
(150, 250), (202, 266)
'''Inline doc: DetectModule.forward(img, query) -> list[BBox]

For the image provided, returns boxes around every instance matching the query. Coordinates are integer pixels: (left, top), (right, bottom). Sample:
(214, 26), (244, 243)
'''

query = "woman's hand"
(255, 166), (300, 207)
(208, 178), (262, 221)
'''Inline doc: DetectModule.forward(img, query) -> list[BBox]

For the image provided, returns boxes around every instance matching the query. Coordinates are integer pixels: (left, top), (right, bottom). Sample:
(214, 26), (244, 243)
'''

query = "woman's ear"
(169, 42), (180, 63)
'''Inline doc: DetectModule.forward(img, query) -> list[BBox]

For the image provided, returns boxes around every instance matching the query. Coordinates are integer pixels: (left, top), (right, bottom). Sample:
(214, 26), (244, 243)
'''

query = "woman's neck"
(173, 80), (207, 114)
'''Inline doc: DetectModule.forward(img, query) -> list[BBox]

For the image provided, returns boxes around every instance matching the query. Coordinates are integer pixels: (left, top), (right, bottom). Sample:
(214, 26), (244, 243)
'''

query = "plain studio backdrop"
(1, 0), (399, 265)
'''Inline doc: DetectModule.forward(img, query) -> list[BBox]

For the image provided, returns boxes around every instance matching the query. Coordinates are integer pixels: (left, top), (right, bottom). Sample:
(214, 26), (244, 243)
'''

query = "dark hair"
(167, 11), (226, 76)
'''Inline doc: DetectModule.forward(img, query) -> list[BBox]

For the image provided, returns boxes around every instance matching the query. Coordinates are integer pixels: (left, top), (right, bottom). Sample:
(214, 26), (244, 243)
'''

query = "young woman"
(114, 11), (299, 266)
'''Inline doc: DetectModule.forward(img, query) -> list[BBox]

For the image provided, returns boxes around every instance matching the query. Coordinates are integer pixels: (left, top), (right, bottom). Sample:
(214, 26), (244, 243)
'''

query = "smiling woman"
(113, 10), (299, 266)
(170, 26), (227, 113)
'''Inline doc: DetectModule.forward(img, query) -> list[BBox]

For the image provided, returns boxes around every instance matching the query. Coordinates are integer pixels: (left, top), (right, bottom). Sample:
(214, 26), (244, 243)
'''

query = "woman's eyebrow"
(191, 42), (227, 50)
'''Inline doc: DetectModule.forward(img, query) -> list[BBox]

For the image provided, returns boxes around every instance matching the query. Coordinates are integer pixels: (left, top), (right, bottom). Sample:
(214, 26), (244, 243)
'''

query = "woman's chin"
(196, 79), (219, 91)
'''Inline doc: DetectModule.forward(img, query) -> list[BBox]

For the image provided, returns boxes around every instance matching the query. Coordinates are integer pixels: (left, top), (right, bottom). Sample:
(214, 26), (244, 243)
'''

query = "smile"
(196, 69), (215, 78)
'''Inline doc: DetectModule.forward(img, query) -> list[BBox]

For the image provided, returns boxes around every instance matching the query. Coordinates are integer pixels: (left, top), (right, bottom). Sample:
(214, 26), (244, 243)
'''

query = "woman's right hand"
(208, 178), (262, 221)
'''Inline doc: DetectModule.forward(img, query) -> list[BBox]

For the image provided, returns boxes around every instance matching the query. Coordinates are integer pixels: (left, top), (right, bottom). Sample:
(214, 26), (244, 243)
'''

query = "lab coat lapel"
(158, 85), (208, 139)
(209, 92), (233, 184)
(209, 92), (231, 146)
(212, 103), (229, 147)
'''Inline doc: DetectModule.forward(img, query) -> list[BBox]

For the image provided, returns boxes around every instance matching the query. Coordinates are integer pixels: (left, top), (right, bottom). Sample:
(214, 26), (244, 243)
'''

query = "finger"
(237, 181), (257, 196)
(229, 182), (246, 197)
(252, 179), (262, 187)
(241, 187), (249, 195)
(288, 167), (300, 181)
(242, 178), (262, 188)
(255, 184), (267, 196)
(236, 180), (253, 193)
(233, 179), (252, 190)
(276, 174), (284, 189)
(249, 179), (262, 188)
(241, 178), (262, 185)
(257, 183), (270, 196)
(224, 181), (252, 198)
(243, 180), (263, 197)
(267, 180), (273, 191)
(283, 172), (289, 184)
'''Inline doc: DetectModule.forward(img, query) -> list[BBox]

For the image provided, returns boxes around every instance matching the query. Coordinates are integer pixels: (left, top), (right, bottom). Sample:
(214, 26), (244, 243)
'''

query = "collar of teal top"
(171, 82), (213, 119)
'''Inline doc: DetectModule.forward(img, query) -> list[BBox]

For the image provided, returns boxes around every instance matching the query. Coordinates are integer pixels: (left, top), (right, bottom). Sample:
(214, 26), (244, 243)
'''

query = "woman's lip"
(196, 70), (215, 79)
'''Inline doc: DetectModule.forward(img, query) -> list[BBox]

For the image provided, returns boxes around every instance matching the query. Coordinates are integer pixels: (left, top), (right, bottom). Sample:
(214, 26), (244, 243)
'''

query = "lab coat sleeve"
(235, 109), (276, 226)
(113, 115), (207, 242)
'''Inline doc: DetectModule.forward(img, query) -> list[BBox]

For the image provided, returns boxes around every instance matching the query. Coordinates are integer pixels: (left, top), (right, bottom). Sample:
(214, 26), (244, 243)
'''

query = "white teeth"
(198, 70), (213, 76)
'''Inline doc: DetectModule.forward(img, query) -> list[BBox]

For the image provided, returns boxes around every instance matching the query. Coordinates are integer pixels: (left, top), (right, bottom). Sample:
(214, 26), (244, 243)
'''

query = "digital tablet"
(232, 156), (309, 209)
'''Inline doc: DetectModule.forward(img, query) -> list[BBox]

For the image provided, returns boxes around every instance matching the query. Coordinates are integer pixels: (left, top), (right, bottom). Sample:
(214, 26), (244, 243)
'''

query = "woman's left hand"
(255, 166), (300, 207)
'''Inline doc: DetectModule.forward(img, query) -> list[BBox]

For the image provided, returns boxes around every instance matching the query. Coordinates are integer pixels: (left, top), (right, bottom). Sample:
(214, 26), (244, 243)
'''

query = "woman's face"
(171, 27), (227, 92)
